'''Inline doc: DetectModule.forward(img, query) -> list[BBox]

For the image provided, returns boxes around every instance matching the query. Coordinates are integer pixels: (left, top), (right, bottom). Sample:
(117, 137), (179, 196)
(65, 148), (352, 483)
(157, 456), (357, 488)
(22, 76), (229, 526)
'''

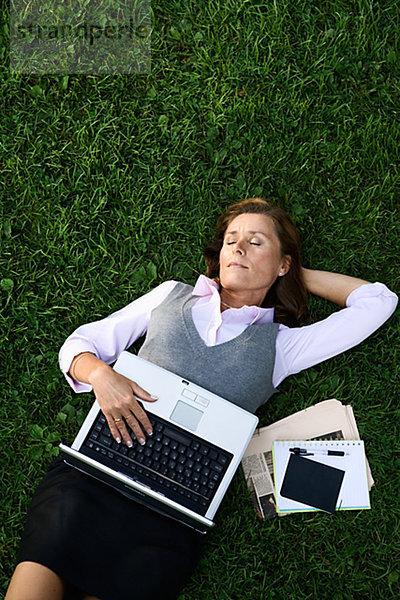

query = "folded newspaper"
(241, 399), (374, 519)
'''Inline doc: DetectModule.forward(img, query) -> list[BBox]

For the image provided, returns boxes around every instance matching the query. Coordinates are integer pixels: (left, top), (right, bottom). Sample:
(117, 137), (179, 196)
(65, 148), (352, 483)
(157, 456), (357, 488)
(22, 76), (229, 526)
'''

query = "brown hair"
(203, 198), (308, 327)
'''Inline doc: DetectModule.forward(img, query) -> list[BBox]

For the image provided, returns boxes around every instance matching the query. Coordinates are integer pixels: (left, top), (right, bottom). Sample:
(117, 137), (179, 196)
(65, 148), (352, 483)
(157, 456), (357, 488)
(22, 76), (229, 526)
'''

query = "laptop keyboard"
(81, 412), (233, 516)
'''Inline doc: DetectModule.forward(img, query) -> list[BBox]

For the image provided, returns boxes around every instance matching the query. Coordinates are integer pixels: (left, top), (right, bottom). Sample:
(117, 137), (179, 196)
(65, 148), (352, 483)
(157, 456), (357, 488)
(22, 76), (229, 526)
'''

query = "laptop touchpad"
(170, 400), (204, 431)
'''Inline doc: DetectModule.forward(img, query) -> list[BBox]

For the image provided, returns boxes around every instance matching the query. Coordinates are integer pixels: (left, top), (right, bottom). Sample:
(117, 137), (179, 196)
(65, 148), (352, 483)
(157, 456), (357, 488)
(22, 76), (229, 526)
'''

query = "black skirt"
(16, 458), (206, 600)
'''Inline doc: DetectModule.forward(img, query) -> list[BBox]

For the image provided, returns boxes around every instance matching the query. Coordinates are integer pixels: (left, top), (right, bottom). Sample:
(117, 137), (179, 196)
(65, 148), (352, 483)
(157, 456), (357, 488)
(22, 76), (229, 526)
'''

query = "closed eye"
(225, 241), (261, 246)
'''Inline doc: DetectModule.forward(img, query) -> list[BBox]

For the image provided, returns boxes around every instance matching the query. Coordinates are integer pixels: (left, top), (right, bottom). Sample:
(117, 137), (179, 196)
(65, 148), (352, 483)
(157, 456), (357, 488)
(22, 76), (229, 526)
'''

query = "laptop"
(60, 351), (258, 534)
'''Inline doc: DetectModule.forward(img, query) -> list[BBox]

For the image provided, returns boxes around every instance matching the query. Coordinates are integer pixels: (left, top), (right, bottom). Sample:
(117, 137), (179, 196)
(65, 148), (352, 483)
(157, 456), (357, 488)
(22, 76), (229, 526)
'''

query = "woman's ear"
(279, 255), (291, 276)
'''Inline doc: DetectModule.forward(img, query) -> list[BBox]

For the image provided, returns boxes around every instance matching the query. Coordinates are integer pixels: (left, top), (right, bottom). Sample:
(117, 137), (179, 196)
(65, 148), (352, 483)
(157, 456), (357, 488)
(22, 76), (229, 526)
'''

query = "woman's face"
(219, 213), (291, 302)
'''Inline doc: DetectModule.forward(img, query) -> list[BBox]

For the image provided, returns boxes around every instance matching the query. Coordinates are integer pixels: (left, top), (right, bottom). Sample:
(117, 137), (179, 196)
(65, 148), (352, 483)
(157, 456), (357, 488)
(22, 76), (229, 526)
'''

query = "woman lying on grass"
(6, 197), (397, 600)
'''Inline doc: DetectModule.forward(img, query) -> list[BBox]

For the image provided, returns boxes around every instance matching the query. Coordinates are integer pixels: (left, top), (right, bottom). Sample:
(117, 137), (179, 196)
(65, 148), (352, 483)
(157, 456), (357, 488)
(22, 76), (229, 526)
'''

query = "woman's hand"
(69, 353), (158, 447)
(88, 364), (158, 447)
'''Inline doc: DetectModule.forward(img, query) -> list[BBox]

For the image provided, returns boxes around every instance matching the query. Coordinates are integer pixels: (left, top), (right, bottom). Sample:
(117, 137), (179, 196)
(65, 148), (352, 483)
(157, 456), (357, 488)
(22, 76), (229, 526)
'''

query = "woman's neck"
(219, 287), (265, 311)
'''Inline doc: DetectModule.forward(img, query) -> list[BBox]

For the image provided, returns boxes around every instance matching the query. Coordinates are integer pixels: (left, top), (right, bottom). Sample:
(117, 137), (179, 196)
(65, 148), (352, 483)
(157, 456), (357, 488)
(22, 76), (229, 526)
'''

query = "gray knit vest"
(138, 282), (279, 414)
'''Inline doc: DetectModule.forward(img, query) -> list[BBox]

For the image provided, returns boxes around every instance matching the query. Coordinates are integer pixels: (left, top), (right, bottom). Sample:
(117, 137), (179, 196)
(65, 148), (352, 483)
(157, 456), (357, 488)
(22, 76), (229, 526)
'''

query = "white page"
(272, 440), (371, 513)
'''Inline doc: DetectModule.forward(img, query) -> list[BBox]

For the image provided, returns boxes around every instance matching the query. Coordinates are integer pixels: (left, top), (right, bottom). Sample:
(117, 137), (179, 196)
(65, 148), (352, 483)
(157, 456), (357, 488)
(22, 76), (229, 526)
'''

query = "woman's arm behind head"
(301, 267), (372, 307)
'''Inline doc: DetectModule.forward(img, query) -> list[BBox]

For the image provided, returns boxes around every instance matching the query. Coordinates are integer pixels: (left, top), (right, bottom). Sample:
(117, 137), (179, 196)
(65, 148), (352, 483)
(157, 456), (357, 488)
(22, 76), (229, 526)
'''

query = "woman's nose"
(233, 240), (245, 254)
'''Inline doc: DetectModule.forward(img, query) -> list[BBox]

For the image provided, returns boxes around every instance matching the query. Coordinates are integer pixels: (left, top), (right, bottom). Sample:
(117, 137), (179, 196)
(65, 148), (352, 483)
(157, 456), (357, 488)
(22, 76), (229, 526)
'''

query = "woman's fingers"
(124, 413), (147, 446)
(106, 416), (124, 445)
(116, 383), (157, 445)
(106, 409), (148, 447)
(111, 397), (157, 447)
(114, 415), (140, 447)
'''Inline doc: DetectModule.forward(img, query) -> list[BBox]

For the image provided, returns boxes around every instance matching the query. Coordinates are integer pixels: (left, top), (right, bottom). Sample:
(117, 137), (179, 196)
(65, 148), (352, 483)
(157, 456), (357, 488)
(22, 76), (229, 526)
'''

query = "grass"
(1, 0), (399, 598)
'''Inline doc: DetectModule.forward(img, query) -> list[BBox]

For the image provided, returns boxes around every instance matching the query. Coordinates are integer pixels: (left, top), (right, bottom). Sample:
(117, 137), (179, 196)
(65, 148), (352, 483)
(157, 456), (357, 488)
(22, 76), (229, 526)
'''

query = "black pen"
(289, 447), (347, 457)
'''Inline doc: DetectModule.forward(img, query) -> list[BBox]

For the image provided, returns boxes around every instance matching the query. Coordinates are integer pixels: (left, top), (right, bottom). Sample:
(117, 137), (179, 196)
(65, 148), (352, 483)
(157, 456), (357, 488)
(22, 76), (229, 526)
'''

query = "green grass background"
(1, 0), (399, 598)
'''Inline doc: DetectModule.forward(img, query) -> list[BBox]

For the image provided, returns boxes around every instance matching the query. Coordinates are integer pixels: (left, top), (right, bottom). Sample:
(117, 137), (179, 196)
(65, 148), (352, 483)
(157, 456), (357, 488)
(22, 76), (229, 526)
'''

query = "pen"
(289, 447), (347, 457)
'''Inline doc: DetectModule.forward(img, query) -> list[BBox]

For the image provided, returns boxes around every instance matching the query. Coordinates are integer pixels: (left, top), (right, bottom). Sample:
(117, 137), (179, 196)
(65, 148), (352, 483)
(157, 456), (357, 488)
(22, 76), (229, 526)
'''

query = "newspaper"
(241, 399), (374, 519)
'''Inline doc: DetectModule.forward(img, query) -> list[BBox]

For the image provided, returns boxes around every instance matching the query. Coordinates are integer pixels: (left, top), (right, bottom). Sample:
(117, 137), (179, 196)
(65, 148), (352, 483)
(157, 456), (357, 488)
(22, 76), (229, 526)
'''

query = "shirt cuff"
(346, 281), (398, 308)
(58, 341), (97, 393)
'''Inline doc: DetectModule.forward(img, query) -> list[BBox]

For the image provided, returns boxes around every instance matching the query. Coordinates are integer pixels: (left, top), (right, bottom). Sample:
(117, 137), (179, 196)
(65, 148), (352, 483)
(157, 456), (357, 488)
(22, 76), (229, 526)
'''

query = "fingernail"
(116, 437), (121, 444)
(147, 428), (153, 436)
(127, 440), (133, 448)
(139, 438), (146, 445)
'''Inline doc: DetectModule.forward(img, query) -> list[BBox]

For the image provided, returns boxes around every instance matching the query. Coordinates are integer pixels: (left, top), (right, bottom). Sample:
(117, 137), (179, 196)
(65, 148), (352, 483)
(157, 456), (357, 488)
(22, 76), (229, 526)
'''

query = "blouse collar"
(192, 274), (275, 324)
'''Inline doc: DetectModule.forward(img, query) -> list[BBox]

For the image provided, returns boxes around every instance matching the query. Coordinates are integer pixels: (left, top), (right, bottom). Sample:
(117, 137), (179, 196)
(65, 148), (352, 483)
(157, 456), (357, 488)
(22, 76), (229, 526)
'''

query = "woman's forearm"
(69, 352), (112, 385)
(302, 268), (370, 307)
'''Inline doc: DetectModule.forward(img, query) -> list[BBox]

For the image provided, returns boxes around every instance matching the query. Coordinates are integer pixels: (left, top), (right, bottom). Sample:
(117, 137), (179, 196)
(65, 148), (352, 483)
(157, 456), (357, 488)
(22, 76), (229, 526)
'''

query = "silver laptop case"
(60, 351), (258, 533)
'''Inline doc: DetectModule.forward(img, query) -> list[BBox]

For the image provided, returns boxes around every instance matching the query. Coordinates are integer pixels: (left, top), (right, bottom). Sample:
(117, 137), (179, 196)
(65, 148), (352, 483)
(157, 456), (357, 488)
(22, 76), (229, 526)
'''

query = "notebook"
(272, 440), (371, 514)
(60, 351), (258, 534)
